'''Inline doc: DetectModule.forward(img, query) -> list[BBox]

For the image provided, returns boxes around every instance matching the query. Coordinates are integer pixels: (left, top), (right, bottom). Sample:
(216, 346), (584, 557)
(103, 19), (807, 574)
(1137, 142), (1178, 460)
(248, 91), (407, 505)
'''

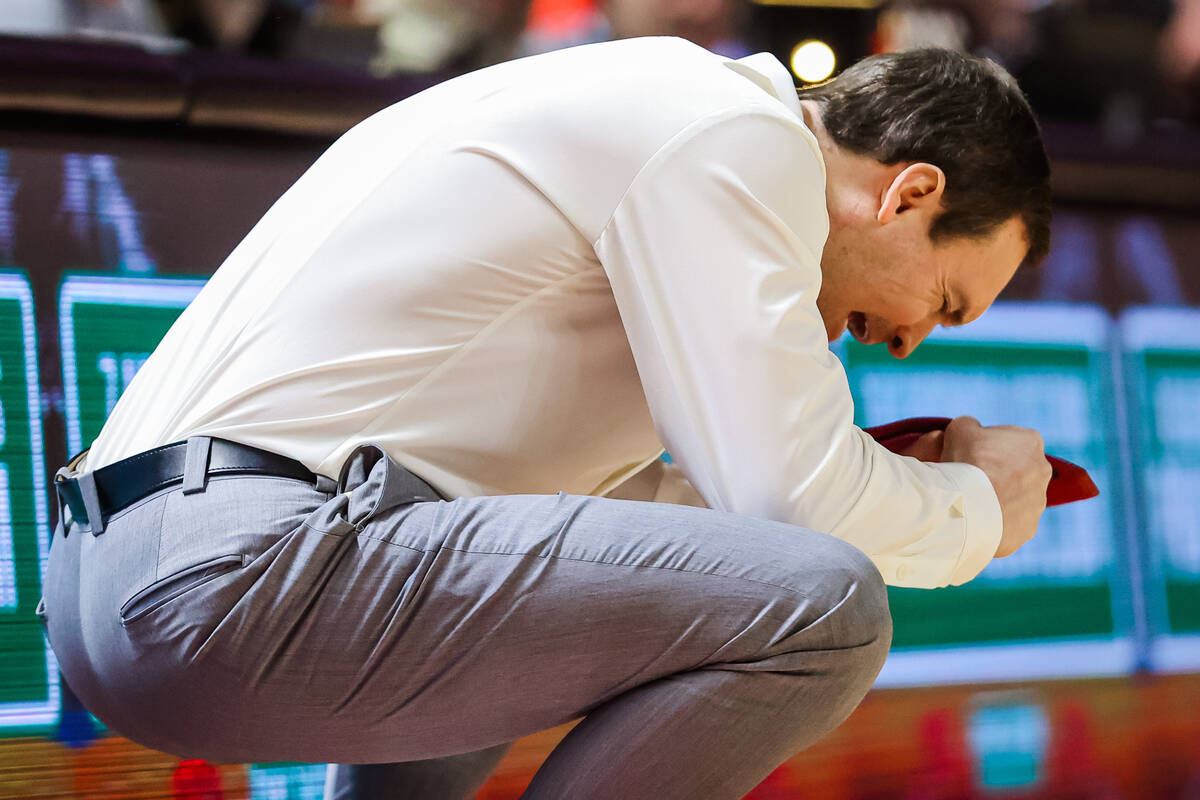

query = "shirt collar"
(725, 52), (804, 119)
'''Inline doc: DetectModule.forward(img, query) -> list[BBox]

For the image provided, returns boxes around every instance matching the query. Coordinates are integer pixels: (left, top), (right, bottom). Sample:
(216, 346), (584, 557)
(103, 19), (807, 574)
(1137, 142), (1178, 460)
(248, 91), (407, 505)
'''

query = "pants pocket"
(119, 554), (246, 627)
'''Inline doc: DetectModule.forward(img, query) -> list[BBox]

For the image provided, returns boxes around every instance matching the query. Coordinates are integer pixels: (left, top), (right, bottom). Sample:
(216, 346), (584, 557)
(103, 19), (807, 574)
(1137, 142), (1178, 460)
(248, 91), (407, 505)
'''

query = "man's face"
(815, 215), (1028, 358)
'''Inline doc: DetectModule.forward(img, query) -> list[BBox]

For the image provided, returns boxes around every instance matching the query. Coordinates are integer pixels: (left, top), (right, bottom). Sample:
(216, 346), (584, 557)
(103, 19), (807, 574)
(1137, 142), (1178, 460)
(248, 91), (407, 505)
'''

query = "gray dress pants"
(42, 441), (892, 800)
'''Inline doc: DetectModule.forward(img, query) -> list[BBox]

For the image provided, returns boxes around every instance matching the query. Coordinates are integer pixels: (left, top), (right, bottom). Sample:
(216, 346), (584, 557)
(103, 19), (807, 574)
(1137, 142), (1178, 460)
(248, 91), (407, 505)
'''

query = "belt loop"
(182, 436), (213, 495)
(77, 471), (105, 536)
(314, 474), (337, 494)
(53, 467), (73, 537)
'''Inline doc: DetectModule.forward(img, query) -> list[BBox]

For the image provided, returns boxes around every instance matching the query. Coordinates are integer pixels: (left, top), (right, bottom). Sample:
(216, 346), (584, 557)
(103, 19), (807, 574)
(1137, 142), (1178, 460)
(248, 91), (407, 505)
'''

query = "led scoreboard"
(0, 265), (209, 735)
(53, 275), (329, 800)
(0, 273), (52, 731)
(1121, 307), (1200, 673)
(0, 274), (1193, 736)
(59, 276), (207, 457)
(0, 274), (206, 738)
(837, 304), (1134, 686)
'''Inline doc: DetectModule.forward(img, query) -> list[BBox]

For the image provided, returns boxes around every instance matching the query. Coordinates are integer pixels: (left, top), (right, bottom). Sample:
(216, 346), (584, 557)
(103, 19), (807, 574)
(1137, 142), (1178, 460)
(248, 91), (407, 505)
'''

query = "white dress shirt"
(87, 37), (1002, 589)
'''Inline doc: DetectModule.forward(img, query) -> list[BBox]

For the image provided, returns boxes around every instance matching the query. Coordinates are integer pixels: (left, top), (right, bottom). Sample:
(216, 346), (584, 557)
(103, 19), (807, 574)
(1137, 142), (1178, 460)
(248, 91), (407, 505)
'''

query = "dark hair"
(800, 49), (1051, 266)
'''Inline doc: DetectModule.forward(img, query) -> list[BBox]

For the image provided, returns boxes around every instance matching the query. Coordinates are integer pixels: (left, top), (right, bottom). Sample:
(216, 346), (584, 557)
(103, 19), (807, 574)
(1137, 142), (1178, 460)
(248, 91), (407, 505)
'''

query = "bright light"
(790, 40), (836, 83)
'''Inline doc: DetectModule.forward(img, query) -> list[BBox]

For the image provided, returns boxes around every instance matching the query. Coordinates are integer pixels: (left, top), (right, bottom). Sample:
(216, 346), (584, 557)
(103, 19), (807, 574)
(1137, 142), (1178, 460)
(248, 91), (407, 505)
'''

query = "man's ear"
(877, 163), (946, 225)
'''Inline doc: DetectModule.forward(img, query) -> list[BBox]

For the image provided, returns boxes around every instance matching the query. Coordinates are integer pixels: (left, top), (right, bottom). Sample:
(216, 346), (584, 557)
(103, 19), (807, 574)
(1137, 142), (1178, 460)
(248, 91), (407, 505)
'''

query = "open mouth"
(847, 311), (869, 343)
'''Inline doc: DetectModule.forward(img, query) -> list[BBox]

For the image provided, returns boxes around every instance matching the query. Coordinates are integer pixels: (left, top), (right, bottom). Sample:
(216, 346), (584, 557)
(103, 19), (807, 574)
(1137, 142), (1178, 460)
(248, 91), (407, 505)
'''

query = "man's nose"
(888, 318), (937, 359)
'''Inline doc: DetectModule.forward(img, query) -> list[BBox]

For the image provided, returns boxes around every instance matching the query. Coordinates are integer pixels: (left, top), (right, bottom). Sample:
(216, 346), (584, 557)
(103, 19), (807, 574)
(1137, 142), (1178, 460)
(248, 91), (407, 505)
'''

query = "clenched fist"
(940, 416), (1052, 559)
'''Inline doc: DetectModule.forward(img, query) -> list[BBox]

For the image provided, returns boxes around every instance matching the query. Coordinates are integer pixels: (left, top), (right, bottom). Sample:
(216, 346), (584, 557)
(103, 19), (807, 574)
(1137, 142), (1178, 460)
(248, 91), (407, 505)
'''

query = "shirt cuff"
(935, 461), (1004, 586)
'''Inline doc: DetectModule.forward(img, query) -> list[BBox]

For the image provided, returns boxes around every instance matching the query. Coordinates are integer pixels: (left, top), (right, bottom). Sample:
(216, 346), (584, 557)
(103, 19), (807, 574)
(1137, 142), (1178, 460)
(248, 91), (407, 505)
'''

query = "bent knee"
(790, 536), (892, 657)
(834, 540), (892, 647)
(834, 542), (892, 684)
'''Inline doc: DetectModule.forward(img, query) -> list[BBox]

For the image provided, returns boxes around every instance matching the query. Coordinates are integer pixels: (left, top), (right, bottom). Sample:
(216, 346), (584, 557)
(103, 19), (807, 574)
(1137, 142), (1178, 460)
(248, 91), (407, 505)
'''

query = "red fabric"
(863, 417), (1099, 507)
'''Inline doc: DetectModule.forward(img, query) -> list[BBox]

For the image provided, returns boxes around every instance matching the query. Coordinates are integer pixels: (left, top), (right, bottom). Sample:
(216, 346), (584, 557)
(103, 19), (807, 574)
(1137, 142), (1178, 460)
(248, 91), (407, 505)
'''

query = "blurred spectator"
(1161, 0), (1200, 113)
(876, 5), (972, 54)
(2, 0), (318, 57)
(523, 0), (750, 59)
(889, 1), (1188, 128)
(156, 0), (269, 50)
(155, 0), (318, 55)
(935, 0), (1044, 65)
(3, 0), (168, 40)
(875, 0), (1048, 69)
(370, 0), (533, 74)
(1014, 0), (1172, 136)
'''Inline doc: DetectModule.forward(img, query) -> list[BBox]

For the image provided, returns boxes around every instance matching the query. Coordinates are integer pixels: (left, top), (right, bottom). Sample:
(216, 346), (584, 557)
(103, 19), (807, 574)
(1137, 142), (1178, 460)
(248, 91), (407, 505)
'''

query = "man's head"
(799, 48), (1051, 356)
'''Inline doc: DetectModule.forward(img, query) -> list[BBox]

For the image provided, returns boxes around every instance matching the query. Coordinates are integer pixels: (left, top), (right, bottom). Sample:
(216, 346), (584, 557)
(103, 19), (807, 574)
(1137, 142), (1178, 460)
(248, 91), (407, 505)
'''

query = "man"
(42, 37), (1052, 799)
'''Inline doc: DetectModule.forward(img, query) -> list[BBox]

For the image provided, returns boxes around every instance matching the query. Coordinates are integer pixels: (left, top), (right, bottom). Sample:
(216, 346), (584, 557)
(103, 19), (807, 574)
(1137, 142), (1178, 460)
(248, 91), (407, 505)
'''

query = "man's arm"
(594, 106), (1003, 589)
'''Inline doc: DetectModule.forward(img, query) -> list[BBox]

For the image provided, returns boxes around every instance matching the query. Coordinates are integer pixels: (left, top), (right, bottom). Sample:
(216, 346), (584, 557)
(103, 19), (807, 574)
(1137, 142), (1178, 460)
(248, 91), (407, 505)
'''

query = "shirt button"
(895, 564), (912, 582)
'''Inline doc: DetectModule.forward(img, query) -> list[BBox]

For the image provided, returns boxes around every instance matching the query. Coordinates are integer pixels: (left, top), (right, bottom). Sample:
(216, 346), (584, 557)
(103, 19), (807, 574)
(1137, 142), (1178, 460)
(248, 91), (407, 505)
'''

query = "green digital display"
(1120, 308), (1200, 663)
(59, 276), (206, 457)
(249, 762), (328, 799)
(0, 273), (53, 729)
(39, 285), (1199, 696)
(837, 304), (1131, 682)
(54, 274), (332, 795)
(1146, 353), (1200, 633)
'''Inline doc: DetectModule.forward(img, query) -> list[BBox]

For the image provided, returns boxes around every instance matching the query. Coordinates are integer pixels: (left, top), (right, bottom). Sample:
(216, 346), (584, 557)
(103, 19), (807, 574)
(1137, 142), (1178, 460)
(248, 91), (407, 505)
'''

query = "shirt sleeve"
(593, 105), (1003, 589)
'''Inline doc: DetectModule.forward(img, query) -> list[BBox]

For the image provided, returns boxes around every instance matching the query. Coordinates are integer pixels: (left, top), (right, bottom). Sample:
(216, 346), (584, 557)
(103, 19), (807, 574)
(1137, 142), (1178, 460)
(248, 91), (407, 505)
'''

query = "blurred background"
(0, 0), (1199, 798)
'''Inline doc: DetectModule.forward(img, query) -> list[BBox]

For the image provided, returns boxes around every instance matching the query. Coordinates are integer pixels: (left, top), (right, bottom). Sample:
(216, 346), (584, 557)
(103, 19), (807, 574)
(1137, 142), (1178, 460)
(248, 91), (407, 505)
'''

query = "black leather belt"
(55, 438), (319, 532)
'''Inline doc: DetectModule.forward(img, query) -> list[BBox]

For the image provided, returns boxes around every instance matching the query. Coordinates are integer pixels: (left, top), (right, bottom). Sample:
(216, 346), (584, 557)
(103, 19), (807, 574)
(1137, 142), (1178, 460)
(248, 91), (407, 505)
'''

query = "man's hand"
(898, 429), (945, 462)
(940, 416), (1052, 559)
